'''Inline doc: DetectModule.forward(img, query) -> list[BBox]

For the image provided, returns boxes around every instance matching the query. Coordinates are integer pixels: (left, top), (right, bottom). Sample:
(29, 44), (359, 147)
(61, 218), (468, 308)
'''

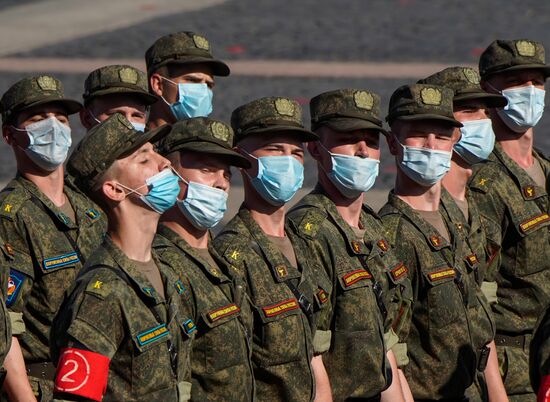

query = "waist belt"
(26, 362), (56, 381)
(494, 333), (530, 349)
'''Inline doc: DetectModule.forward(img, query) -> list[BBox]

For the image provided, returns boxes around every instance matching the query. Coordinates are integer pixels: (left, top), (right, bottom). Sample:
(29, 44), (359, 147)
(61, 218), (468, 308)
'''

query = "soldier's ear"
(79, 109), (95, 130)
(102, 180), (126, 202)
(149, 73), (164, 97)
(307, 141), (322, 161)
(386, 131), (400, 156)
(2, 125), (12, 145)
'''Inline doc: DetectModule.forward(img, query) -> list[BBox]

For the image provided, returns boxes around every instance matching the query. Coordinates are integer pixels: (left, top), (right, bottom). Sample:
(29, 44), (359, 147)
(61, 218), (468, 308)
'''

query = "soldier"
(50, 114), (194, 401)
(286, 89), (412, 401)
(213, 97), (331, 402)
(530, 307), (550, 402)
(418, 67), (510, 401)
(152, 118), (255, 401)
(0, 243), (12, 386)
(379, 84), (495, 401)
(145, 31), (230, 129)
(79, 64), (158, 132)
(469, 39), (550, 401)
(0, 75), (106, 401)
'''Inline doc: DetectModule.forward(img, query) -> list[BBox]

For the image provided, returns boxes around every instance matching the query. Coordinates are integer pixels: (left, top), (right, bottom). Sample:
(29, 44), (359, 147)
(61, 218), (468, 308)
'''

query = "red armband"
(54, 348), (111, 401)
(538, 375), (550, 402)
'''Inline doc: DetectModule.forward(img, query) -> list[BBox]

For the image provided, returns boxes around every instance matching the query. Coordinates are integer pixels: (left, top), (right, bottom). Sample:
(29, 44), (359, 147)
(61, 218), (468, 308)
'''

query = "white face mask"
(496, 85), (546, 133)
(12, 116), (72, 171)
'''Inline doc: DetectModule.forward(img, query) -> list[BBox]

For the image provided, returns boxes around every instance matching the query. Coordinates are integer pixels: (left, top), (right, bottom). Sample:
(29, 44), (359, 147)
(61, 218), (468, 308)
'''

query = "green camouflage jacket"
(153, 225), (255, 401)
(380, 191), (494, 400)
(51, 236), (194, 402)
(213, 208), (328, 402)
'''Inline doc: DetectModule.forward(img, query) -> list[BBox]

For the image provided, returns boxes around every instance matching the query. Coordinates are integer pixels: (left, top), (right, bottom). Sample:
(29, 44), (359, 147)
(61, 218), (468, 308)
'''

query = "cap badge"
(36, 76), (58, 91)
(516, 40), (536, 57)
(274, 98), (295, 117)
(193, 35), (210, 50)
(354, 91), (374, 110)
(210, 121), (230, 142)
(118, 67), (138, 84)
(420, 87), (442, 106)
(463, 68), (480, 84)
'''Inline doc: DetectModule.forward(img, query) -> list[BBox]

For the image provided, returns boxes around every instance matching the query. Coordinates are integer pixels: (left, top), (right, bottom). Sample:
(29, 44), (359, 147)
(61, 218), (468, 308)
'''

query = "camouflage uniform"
(380, 85), (494, 400)
(530, 306), (550, 398)
(287, 89), (413, 401)
(0, 76), (105, 400)
(0, 240), (12, 386)
(153, 118), (254, 401)
(214, 97), (325, 402)
(145, 31), (230, 77)
(49, 114), (194, 401)
(468, 39), (550, 401)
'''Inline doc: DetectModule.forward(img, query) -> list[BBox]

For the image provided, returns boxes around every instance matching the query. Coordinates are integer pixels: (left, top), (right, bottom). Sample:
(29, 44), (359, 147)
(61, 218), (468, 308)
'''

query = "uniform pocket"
(424, 267), (463, 329)
(254, 298), (305, 367)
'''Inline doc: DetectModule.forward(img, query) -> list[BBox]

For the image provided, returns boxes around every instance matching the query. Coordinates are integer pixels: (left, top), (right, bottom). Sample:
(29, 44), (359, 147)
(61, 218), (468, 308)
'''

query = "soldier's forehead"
(16, 103), (69, 119)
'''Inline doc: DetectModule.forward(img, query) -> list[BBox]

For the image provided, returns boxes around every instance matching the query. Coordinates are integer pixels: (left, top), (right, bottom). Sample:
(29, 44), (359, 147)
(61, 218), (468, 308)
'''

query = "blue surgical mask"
(398, 141), (452, 186)
(119, 168), (181, 214)
(13, 116), (72, 171)
(497, 85), (545, 133)
(243, 151), (304, 206)
(320, 143), (379, 198)
(454, 119), (495, 165)
(177, 180), (228, 229)
(130, 121), (146, 132)
(161, 78), (213, 119)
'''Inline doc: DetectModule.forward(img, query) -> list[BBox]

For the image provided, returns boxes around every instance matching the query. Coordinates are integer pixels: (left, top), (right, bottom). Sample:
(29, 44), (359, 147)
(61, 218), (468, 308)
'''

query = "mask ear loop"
(159, 76), (181, 107)
(86, 109), (102, 124)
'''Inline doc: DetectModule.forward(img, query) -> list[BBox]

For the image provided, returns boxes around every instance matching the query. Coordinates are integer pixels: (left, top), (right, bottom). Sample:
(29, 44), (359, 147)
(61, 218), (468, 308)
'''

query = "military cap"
(386, 84), (462, 128)
(418, 67), (507, 108)
(310, 89), (387, 134)
(67, 113), (170, 192)
(479, 39), (550, 79)
(83, 65), (158, 106)
(1, 75), (82, 125)
(145, 31), (230, 77)
(157, 117), (250, 168)
(231, 97), (318, 142)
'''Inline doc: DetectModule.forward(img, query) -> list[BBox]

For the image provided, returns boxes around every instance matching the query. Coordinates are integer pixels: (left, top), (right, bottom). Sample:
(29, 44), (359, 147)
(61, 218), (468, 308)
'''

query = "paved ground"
(1, 0), (550, 214)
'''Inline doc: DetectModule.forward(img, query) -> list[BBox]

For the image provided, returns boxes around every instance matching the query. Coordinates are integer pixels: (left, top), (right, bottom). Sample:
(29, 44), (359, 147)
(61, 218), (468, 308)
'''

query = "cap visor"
(484, 64), (550, 79)
(167, 57), (230, 77)
(171, 141), (251, 168)
(319, 117), (388, 135)
(119, 124), (171, 159)
(454, 92), (508, 108)
(23, 97), (82, 115)
(85, 88), (159, 106)
(396, 114), (463, 128)
(242, 125), (318, 142)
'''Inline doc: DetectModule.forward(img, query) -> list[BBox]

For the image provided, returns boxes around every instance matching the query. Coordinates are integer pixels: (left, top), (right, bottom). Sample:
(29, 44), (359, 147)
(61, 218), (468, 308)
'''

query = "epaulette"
(469, 163), (501, 194)
(290, 206), (327, 240)
(0, 186), (29, 221)
(81, 266), (125, 300)
(214, 230), (247, 269)
(380, 213), (402, 247)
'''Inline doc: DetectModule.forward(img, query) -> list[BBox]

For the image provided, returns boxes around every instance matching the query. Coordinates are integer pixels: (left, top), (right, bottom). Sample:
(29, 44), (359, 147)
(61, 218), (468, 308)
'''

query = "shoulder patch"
(294, 208), (327, 239)
(469, 163), (501, 194)
(380, 213), (402, 246)
(85, 278), (111, 299)
(7, 269), (25, 307)
(0, 187), (29, 220)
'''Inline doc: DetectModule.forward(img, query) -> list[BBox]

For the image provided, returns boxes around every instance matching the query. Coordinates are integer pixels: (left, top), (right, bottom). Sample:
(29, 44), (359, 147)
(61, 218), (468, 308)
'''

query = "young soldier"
(79, 64), (158, 132)
(379, 84), (494, 401)
(0, 76), (106, 401)
(152, 118), (255, 401)
(419, 67), (509, 401)
(145, 31), (230, 129)
(470, 39), (550, 401)
(287, 88), (412, 402)
(213, 97), (331, 402)
(51, 114), (194, 401)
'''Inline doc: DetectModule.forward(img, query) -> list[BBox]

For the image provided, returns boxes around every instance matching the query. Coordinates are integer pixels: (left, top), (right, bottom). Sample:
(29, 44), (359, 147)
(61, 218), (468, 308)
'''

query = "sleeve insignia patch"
(207, 303), (240, 323)
(182, 319), (197, 335)
(523, 185), (536, 198)
(262, 298), (299, 318)
(342, 269), (372, 287)
(390, 262), (408, 281)
(136, 324), (169, 346)
(174, 279), (186, 294)
(465, 254), (479, 268)
(427, 268), (456, 282)
(7, 269), (25, 307)
(43, 252), (80, 270)
(519, 213), (550, 233)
